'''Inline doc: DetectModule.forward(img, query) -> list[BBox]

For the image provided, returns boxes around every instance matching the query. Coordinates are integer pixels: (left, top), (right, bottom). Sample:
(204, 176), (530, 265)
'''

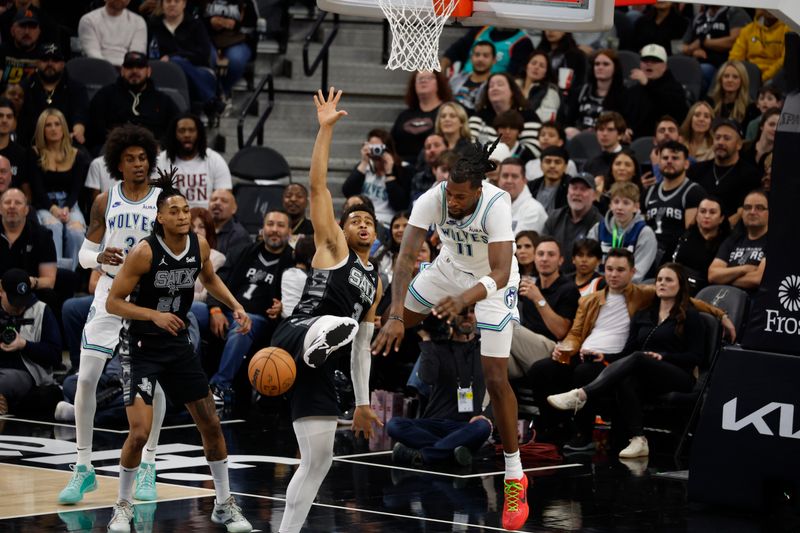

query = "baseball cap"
(711, 117), (744, 138)
(13, 8), (39, 25)
(122, 51), (148, 69)
(38, 42), (64, 61)
(1, 268), (34, 308)
(640, 44), (667, 63)
(569, 172), (596, 190)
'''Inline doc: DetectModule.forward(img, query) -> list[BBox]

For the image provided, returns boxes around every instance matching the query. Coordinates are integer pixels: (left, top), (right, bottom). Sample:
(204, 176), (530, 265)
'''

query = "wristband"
(210, 307), (223, 316)
(388, 315), (404, 324)
(78, 239), (102, 269)
(478, 275), (498, 298)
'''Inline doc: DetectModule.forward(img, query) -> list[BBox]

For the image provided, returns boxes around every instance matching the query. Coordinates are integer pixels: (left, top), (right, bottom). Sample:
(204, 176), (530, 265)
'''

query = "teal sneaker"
(58, 464), (97, 504)
(134, 462), (158, 501)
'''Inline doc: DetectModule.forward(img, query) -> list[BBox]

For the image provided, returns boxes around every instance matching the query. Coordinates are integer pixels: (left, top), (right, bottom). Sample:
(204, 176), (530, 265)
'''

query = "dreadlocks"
(450, 137), (501, 187)
(150, 165), (186, 237)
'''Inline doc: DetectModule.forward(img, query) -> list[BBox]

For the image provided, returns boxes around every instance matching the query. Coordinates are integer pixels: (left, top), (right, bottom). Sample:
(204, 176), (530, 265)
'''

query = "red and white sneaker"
(502, 473), (529, 530)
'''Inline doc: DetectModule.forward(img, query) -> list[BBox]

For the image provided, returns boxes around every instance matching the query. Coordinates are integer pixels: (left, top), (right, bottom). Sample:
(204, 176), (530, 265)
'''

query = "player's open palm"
(352, 405), (383, 439)
(314, 87), (348, 127)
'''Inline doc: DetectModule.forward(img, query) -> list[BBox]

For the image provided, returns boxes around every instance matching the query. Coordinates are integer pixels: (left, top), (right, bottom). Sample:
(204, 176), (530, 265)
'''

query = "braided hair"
(451, 137), (501, 188)
(150, 165), (187, 237)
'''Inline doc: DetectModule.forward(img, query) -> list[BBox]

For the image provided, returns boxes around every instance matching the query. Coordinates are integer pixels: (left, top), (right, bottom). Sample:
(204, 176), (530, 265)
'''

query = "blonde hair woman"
(30, 108), (90, 270)
(434, 101), (472, 150)
(709, 61), (758, 128)
(680, 101), (715, 161)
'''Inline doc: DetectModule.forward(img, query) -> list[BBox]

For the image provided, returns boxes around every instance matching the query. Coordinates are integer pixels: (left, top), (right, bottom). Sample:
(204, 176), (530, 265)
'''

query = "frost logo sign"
(764, 275), (800, 334)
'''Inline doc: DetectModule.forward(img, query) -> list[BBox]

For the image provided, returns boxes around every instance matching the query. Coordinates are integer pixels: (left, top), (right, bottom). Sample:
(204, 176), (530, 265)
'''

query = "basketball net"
(378, 0), (471, 72)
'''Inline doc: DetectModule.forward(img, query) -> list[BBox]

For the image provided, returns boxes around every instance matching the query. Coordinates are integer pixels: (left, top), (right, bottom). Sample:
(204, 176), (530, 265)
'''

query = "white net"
(378, 0), (461, 72)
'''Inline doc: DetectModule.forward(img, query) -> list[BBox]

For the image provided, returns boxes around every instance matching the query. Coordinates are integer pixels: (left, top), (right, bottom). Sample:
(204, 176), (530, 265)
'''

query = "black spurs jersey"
(293, 250), (378, 323)
(130, 232), (202, 336)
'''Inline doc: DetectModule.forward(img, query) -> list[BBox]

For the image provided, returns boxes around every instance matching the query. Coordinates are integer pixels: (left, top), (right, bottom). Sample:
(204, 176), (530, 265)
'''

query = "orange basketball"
(248, 347), (296, 397)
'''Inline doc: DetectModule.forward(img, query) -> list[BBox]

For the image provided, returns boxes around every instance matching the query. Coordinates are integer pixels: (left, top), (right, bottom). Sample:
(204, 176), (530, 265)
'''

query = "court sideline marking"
(332, 455), (583, 478)
(0, 416), (245, 434)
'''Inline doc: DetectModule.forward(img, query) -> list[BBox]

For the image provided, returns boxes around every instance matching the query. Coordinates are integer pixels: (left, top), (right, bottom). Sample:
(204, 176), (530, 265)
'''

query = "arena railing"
(303, 12), (340, 94)
(237, 73), (275, 149)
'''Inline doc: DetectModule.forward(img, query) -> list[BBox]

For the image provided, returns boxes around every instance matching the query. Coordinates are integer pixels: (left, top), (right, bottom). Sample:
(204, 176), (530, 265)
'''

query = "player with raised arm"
(270, 88), (383, 533)
(59, 125), (167, 505)
(371, 140), (528, 530)
(104, 170), (253, 533)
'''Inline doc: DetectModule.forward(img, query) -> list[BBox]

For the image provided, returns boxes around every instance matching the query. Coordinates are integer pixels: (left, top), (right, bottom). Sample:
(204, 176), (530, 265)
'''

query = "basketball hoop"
(378, 0), (473, 72)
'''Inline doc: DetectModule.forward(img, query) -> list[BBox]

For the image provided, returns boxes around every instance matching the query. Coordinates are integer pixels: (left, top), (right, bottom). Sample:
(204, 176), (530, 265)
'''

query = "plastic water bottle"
(148, 37), (160, 60)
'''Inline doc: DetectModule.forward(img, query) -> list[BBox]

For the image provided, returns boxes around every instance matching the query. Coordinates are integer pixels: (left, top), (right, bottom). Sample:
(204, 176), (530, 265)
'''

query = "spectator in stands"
(60, 270), (100, 373)
(389, 306), (491, 467)
(79, 0), (147, 67)
(373, 210), (409, 285)
(207, 209), (294, 403)
(623, 44), (688, 140)
(440, 26), (533, 76)
(643, 115), (683, 187)
(0, 98), (28, 189)
(0, 156), (12, 195)
(536, 31), (587, 93)
(745, 85), (783, 141)
(542, 173), (603, 274)
(468, 72), (541, 158)
(29, 109), (90, 270)
(280, 235), (314, 318)
(88, 51), (180, 152)
(493, 110), (534, 164)
(434, 102), (472, 152)
(149, 0), (223, 121)
(190, 206), (226, 333)
(525, 121), (577, 181)
(0, 1), (61, 48)
(410, 136), (448, 202)
(709, 60), (758, 130)
(596, 149), (642, 214)
(548, 262), (706, 458)
(681, 6), (751, 94)
(156, 112), (232, 208)
(673, 196), (730, 294)
(518, 50), (560, 123)
(282, 183), (314, 245)
(741, 108), (779, 172)
(584, 111), (625, 179)
(630, 1), (689, 55)
(515, 230), (538, 278)
(528, 145), (569, 214)
(203, 0), (257, 106)
(449, 41), (495, 114)
(343, 128), (410, 229)
(642, 140), (706, 263)
(3, 83), (23, 116)
(0, 188), (56, 291)
(680, 100), (715, 162)
(209, 188), (250, 254)
(509, 237), (580, 379)
(19, 42), (88, 147)
(84, 156), (113, 205)
(567, 49), (625, 135)
(0, 267), (61, 415)
(588, 181), (657, 282)
(728, 9), (789, 83)
(687, 118), (761, 225)
(497, 157), (547, 234)
(761, 152), (773, 192)
(571, 238), (606, 297)
(708, 189), (768, 292)
(391, 70), (451, 165)
(0, 8), (43, 86)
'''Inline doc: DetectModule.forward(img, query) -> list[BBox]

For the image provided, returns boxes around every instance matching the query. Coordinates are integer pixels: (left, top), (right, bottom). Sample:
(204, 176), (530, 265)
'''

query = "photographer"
(342, 129), (411, 230)
(0, 268), (61, 415)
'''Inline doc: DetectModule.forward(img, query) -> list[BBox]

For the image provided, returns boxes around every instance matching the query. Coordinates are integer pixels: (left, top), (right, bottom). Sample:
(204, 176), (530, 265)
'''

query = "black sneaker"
(563, 434), (596, 453)
(453, 446), (473, 467)
(392, 442), (422, 467)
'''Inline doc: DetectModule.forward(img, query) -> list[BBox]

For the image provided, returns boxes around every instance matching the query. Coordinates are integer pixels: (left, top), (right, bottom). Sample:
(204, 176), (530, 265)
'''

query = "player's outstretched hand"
(371, 317), (405, 357)
(152, 312), (185, 336)
(352, 405), (383, 439)
(232, 308), (251, 335)
(433, 295), (466, 322)
(314, 87), (348, 128)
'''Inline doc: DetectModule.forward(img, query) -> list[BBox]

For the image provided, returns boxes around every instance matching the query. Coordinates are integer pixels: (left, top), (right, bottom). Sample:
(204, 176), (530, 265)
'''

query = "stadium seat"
(566, 130), (602, 161)
(695, 284), (749, 334)
(233, 182), (286, 235)
(629, 136), (654, 165)
(228, 145), (291, 182)
(147, 60), (192, 113)
(742, 61), (763, 102)
(65, 57), (117, 101)
(616, 50), (641, 85)
(667, 55), (703, 102)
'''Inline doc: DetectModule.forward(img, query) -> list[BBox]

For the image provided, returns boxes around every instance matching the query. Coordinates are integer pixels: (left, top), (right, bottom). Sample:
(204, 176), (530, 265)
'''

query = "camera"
(0, 315), (33, 344)
(367, 143), (386, 159)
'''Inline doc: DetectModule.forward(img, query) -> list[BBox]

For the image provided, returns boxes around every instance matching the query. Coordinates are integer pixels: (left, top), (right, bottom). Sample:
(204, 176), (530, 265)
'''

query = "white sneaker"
(618, 436), (649, 458)
(303, 318), (359, 368)
(54, 401), (75, 422)
(211, 496), (252, 532)
(107, 499), (133, 532)
(547, 389), (586, 412)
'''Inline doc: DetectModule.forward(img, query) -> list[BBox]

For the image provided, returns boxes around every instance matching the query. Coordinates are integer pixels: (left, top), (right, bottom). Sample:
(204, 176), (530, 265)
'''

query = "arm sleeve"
(342, 166), (366, 198)
(22, 306), (62, 367)
(351, 321), (374, 406)
(484, 193), (515, 243)
(78, 14), (103, 59)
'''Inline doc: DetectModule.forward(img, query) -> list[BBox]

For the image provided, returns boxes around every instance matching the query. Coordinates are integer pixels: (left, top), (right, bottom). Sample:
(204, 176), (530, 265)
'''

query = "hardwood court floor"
(0, 410), (797, 532)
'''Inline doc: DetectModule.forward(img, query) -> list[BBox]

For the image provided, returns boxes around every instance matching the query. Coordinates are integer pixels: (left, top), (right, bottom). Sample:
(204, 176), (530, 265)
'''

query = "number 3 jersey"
(129, 232), (201, 336)
(408, 180), (518, 278)
(102, 183), (160, 277)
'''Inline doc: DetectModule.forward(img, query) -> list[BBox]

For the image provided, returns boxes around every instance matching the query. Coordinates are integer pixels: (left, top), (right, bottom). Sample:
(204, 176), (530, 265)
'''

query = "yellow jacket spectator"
(728, 9), (790, 82)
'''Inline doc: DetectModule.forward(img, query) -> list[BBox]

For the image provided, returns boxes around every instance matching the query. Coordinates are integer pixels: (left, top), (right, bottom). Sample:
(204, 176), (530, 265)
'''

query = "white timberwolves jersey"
(102, 183), (160, 276)
(408, 180), (518, 278)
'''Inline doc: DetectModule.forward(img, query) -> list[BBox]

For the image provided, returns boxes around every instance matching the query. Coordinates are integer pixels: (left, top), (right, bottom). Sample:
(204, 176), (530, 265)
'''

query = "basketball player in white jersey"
(372, 140), (529, 530)
(59, 125), (166, 505)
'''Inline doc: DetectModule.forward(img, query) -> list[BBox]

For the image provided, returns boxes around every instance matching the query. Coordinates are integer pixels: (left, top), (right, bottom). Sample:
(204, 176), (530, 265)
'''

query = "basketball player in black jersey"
(270, 88), (383, 533)
(105, 171), (253, 533)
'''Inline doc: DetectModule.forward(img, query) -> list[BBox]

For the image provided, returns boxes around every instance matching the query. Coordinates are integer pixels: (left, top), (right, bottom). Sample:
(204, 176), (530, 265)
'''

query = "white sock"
(504, 450), (523, 480)
(208, 459), (231, 503)
(119, 465), (138, 502)
(74, 356), (105, 467)
(141, 384), (166, 464)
